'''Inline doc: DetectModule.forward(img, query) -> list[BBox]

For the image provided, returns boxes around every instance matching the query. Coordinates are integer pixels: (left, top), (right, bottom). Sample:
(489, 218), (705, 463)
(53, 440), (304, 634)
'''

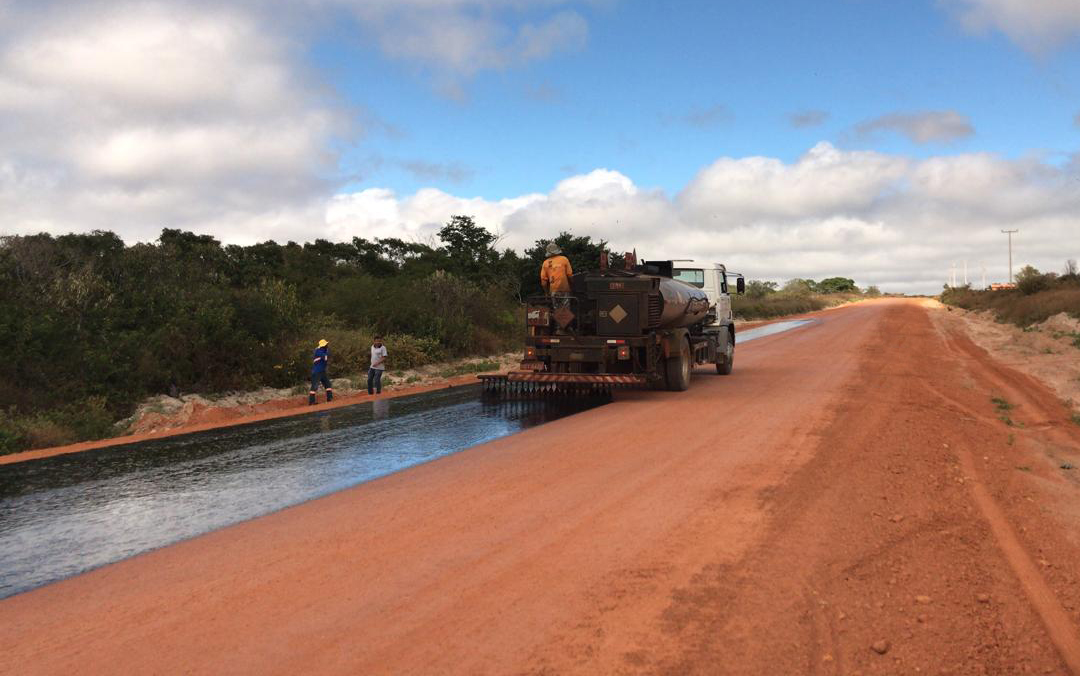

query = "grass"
(992, 398), (1018, 427)
(1070, 413), (1080, 427)
(437, 360), (501, 379)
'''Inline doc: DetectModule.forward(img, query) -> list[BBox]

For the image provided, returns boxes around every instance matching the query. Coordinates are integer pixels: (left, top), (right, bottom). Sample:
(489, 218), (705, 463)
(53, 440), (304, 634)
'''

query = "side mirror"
(736, 277), (745, 294)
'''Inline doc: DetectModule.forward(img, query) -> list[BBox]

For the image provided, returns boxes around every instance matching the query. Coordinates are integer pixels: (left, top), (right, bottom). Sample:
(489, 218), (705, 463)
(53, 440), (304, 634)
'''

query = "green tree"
(1016, 265), (1053, 295)
(782, 278), (816, 295)
(744, 280), (778, 298)
(816, 277), (858, 293)
(438, 215), (499, 281)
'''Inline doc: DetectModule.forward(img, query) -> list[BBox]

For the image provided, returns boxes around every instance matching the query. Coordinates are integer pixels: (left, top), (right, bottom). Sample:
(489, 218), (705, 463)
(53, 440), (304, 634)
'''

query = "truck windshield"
(673, 268), (705, 288)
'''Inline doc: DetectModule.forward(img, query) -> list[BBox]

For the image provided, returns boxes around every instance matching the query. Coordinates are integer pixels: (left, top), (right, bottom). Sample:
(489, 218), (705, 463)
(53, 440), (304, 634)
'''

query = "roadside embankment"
(0, 353), (520, 466)
(930, 300), (1080, 416)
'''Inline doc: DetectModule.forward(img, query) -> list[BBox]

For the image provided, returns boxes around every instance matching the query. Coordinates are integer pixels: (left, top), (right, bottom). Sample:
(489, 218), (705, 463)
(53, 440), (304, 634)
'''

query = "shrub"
(942, 281), (1080, 327)
(733, 293), (826, 319)
(0, 396), (114, 455)
(1016, 265), (1054, 295)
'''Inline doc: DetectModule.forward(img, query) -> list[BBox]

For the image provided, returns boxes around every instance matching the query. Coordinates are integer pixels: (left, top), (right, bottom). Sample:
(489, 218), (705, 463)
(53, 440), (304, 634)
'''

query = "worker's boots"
(326, 389), (333, 402)
(308, 392), (316, 405)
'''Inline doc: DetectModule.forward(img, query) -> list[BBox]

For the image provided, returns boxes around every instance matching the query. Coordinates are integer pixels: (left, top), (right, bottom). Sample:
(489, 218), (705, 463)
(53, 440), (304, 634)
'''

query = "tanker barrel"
(656, 277), (710, 329)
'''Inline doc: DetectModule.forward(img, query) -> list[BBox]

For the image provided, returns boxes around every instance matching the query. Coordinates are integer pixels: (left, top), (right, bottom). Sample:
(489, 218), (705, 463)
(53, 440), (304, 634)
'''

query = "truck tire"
(666, 338), (691, 391)
(716, 331), (734, 375)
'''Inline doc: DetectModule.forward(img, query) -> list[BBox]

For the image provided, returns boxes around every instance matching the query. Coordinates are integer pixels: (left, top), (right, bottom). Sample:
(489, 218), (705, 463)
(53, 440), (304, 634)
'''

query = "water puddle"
(737, 318), (817, 343)
(0, 385), (605, 598)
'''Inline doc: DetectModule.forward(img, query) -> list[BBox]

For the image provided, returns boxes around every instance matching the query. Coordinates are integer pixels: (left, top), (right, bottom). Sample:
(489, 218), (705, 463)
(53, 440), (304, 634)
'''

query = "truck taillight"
(525, 347), (536, 358)
(617, 346), (630, 360)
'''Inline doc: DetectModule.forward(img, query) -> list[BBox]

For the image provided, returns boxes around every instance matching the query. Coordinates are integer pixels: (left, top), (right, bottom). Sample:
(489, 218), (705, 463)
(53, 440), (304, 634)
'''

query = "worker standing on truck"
(309, 339), (333, 405)
(540, 242), (573, 303)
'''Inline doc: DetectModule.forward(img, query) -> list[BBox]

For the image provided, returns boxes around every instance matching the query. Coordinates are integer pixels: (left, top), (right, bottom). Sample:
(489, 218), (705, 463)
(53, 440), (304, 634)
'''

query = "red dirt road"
(4, 299), (1080, 674)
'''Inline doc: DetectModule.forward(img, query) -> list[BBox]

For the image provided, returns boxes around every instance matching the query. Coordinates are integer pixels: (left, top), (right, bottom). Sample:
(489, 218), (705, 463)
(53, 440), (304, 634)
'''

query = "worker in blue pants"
(309, 338), (333, 405)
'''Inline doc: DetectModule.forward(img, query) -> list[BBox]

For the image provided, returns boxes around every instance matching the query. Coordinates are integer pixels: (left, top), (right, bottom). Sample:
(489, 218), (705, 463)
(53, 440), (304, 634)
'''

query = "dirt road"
(4, 299), (1080, 674)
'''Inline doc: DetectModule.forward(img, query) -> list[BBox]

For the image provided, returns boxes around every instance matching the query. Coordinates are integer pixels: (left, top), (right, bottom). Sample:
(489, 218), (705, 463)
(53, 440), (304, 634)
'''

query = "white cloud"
(2, 1), (1077, 295)
(0, 2), (347, 243)
(0, 0), (596, 242)
(678, 143), (909, 223)
(329, 1), (589, 75)
(855, 111), (974, 144)
(942, 0), (1080, 51)
(329, 143), (1080, 294)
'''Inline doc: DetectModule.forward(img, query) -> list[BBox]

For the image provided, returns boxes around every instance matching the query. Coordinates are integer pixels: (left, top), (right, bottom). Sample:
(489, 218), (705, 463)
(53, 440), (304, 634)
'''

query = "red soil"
(3, 299), (1080, 674)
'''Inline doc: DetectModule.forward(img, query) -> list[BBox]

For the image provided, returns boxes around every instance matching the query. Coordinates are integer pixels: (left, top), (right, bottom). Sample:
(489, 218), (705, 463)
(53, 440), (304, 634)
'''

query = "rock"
(891, 514), (905, 523)
(976, 593), (991, 603)
(915, 595), (932, 604)
(917, 614), (928, 623)
(871, 640), (891, 655)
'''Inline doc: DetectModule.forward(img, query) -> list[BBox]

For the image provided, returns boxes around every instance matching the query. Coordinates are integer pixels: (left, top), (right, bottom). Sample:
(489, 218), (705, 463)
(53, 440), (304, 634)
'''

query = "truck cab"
(671, 261), (744, 326)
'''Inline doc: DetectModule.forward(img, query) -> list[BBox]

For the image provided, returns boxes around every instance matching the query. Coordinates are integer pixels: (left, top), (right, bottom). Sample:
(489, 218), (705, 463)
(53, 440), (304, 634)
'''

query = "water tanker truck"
(480, 257), (745, 393)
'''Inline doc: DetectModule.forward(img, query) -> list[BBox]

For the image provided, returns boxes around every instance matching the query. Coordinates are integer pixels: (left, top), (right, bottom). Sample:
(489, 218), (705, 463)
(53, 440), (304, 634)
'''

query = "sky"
(2, 0), (1080, 293)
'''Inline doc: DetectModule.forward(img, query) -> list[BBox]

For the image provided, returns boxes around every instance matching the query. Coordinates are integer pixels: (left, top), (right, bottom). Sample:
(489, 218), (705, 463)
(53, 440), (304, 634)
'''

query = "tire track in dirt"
(954, 446), (1080, 672)
(641, 300), (1075, 674)
(934, 316), (1080, 673)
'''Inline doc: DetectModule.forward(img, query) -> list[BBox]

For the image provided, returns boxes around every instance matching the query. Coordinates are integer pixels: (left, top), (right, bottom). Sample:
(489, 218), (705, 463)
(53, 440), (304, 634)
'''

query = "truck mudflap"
(478, 371), (648, 392)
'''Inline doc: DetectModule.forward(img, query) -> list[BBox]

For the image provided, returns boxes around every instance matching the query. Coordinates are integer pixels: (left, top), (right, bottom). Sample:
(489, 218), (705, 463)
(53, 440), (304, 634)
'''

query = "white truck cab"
(671, 260), (744, 326)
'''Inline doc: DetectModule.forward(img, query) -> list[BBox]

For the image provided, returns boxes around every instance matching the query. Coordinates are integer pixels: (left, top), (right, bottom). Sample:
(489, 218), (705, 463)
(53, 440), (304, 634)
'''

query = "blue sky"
(320, 0), (1080, 198)
(3, 0), (1080, 291)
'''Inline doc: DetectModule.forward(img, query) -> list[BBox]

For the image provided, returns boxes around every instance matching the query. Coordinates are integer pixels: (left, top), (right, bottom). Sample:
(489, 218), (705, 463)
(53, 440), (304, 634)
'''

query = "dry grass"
(732, 292), (862, 320)
(942, 286), (1080, 327)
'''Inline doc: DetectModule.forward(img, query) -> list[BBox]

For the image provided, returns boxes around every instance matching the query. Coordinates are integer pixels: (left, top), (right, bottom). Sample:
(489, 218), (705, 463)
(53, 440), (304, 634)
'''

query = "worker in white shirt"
(368, 336), (388, 395)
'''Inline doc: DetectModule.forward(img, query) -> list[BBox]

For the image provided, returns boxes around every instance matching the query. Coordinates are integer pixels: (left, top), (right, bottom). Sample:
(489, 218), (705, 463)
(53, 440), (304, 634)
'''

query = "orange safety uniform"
(540, 255), (573, 294)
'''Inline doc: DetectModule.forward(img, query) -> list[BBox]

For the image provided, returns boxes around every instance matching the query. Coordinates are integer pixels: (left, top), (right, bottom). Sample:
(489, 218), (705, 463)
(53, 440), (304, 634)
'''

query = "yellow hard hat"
(318, 339), (329, 347)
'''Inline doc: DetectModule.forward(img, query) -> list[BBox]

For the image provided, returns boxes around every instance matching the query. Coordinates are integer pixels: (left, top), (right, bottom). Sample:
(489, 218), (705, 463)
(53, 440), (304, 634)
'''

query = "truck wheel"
(666, 338), (691, 391)
(716, 332), (734, 375)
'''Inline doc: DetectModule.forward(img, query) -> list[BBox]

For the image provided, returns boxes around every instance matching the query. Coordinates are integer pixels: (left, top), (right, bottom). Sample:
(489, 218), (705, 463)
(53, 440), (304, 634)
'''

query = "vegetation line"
(1, 221), (882, 454)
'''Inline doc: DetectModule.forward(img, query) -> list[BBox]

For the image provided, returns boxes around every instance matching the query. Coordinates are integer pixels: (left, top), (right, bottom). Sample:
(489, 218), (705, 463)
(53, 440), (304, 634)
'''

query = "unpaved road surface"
(3, 299), (1080, 675)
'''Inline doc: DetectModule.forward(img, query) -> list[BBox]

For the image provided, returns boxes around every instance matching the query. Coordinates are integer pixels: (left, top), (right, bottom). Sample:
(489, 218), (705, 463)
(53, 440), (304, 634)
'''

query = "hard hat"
(545, 242), (562, 256)
(318, 339), (329, 347)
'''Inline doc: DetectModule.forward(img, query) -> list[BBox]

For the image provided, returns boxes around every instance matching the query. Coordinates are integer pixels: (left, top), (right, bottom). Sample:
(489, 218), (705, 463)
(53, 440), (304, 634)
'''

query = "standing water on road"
(0, 385), (605, 598)
(737, 319), (817, 343)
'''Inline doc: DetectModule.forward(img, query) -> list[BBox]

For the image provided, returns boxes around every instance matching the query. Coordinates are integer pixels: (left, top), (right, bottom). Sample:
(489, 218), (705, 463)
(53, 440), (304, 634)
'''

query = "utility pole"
(1001, 229), (1018, 284)
(963, 260), (968, 286)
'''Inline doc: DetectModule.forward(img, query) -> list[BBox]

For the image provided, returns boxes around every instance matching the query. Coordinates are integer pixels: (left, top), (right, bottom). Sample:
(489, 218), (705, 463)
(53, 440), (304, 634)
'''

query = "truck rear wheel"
(716, 331), (734, 375)
(666, 338), (691, 391)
